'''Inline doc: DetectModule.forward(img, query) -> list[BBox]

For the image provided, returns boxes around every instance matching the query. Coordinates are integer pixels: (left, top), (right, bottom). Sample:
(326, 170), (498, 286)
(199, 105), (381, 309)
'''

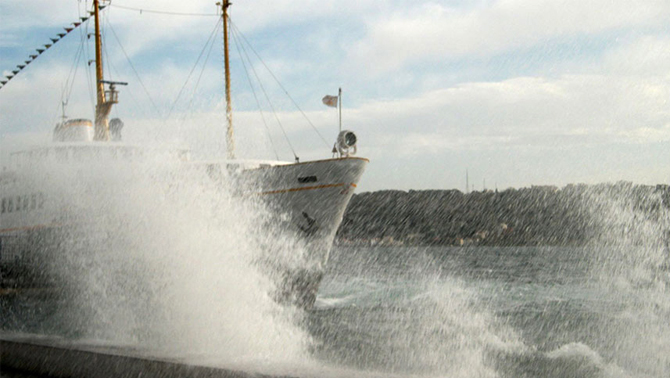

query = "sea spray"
(311, 247), (526, 377)
(487, 185), (670, 377)
(16, 147), (312, 367)
(580, 184), (670, 376)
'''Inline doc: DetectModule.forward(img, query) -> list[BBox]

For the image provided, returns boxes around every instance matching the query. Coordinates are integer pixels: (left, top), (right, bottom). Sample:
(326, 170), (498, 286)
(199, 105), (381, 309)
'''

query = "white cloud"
(350, 0), (670, 74)
(602, 35), (670, 76)
(345, 72), (670, 159)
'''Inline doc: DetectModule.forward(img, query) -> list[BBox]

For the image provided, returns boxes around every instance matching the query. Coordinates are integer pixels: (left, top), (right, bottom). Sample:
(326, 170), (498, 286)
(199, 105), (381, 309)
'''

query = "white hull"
(239, 157), (367, 264)
(237, 157), (367, 305)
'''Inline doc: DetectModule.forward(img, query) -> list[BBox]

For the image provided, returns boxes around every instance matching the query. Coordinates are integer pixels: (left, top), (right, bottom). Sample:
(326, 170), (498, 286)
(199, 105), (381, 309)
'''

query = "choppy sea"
(3, 244), (669, 378)
(310, 245), (669, 378)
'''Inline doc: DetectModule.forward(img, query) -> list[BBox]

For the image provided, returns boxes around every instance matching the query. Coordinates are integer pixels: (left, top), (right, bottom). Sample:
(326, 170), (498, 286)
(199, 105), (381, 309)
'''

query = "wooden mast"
(92, 0), (110, 141)
(91, 0), (125, 141)
(221, 0), (235, 159)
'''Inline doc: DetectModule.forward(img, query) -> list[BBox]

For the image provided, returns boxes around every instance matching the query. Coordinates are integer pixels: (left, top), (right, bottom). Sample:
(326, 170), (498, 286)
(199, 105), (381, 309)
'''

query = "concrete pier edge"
(1, 333), (286, 378)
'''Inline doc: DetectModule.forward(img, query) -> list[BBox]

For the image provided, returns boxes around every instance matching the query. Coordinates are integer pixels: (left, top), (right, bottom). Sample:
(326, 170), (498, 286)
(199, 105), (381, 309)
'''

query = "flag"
(322, 95), (338, 108)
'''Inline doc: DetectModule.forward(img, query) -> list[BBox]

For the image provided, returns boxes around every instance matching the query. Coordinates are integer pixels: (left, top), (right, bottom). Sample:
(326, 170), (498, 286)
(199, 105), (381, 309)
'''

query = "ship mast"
(93, 0), (105, 116)
(92, 0), (125, 141)
(92, 0), (109, 141)
(220, 0), (235, 159)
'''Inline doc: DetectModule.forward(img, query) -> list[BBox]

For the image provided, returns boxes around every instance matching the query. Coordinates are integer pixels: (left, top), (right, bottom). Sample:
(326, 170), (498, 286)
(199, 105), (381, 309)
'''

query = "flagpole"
(338, 87), (342, 133)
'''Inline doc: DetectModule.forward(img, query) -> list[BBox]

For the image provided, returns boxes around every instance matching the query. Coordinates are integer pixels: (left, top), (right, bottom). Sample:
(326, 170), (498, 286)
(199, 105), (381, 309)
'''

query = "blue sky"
(2, 0), (670, 192)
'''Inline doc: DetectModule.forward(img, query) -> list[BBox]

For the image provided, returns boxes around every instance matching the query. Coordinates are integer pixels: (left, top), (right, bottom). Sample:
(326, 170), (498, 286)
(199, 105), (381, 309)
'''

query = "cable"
(230, 20), (297, 161)
(106, 18), (161, 117)
(109, 4), (218, 17)
(166, 17), (222, 120)
(230, 20), (331, 149)
(230, 20), (279, 160)
(63, 36), (85, 108)
(0, 0), (92, 91)
(179, 19), (221, 126)
(80, 7), (96, 111)
(102, 15), (113, 82)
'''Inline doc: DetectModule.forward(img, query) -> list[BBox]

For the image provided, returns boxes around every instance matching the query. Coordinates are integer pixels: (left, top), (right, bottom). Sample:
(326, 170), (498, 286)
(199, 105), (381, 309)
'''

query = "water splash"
(580, 184), (670, 376)
(15, 148), (311, 368)
(311, 248), (526, 377)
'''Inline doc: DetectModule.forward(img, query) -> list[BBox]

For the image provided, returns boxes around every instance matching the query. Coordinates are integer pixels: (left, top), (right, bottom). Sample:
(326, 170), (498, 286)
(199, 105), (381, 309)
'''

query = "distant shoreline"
(336, 182), (670, 248)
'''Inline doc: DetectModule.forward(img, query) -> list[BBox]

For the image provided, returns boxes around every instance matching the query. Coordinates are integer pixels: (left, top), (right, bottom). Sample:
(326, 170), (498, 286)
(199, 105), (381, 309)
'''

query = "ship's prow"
(236, 156), (368, 308)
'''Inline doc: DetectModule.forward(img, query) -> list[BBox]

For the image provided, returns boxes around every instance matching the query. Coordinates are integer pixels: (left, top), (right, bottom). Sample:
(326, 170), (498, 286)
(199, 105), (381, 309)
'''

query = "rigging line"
(179, 19), (220, 127)
(104, 34), (145, 121)
(62, 36), (85, 104)
(102, 16), (113, 82)
(229, 20), (331, 149)
(166, 17), (222, 121)
(102, 8), (120, 119)
(102, 17), (130, 121)
(57, 44), (84, 124)
(54, 44), (80, 126)
(60, 39), (85, 119)
(109, 4), (218, 17)
(230, 22), (297, 160)
(102, 16), (131, 112)
(80, 11), (96, 111)
(106, 17), (161, 117)
(230, 23), (279, 160)
(50, 0), (88, 125)
(0, 5), (90, 90)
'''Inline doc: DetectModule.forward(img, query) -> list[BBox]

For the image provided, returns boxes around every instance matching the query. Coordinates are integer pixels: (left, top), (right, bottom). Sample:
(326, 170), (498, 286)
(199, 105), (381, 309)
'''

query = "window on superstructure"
(1, 198), (5, 214)
(22, 196), (29, 211)
(7, 198), (13, 213)
(31, 194), (37, 210)
(16, 196), (21, 212)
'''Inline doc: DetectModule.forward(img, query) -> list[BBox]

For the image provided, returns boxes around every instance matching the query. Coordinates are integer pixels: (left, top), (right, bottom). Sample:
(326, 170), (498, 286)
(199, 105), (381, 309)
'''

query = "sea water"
(315, 245), (669, 377)
(4, 244), (668, 377)
(2, 153), (669, 377)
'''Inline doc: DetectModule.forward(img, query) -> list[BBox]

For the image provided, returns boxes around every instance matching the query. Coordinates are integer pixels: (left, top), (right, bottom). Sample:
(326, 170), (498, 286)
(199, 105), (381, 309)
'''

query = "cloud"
(346, 73), (670, 159)
(602, 35), (670, 76)
(350, 0), (670, 74)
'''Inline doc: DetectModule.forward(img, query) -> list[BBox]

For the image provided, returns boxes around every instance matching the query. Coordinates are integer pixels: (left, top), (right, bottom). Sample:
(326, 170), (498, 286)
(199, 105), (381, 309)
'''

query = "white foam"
(19, 149), (311, 368)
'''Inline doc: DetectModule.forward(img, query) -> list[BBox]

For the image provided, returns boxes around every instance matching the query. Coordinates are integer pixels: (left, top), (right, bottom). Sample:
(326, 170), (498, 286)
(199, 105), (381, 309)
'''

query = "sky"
(1, 0), (670, 192)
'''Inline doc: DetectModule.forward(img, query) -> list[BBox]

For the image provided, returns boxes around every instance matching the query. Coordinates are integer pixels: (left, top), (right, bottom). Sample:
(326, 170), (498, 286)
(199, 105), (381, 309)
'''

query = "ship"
(0, 0), (367, 308)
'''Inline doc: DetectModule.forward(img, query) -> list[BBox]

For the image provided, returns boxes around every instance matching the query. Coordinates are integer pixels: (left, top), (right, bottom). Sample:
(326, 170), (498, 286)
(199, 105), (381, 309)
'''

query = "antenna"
(61, 100), (68, 121)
